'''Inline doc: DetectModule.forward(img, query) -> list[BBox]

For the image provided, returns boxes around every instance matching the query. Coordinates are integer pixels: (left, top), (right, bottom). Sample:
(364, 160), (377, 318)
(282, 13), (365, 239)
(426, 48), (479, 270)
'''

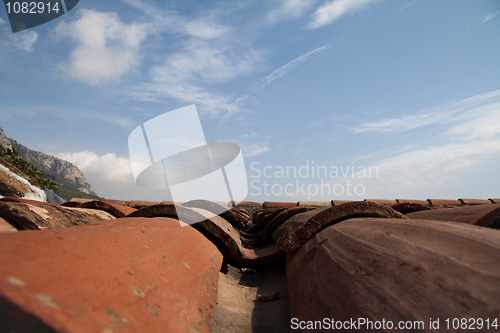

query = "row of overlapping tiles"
(84, 197), (499, 210)
(1, 196), (499, 332)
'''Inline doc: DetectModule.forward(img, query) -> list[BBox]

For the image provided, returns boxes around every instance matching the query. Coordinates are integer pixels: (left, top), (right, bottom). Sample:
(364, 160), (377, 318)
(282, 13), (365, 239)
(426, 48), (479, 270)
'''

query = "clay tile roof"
(364, 199), (397, 205)
(0, 217), (222, 332)
(286, 217), (500, 326)
(459, 198), (493, 205)
(396, 199), (430, 206)
(427, 199), (462, 206)
(297, 201), (331, 207)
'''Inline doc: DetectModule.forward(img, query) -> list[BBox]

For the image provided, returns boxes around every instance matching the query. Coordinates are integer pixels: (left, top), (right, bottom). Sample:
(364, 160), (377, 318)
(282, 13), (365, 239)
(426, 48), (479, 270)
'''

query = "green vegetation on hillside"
(53, 184), (101, 201)
(0, 145), (58, 190)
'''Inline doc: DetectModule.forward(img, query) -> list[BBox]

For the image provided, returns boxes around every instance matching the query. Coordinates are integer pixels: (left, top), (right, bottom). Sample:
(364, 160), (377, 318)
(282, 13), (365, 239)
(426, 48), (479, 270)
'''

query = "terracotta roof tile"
(331, 200), (356, 205)
(259, 206), (317, 238)
(459, 198), (493, 205)
(101, 199), (130, 207)
(231, 201), (262, 207)
(0, 201), (115, 230)
(263, 202), (297, 208)
(0, 216), (18, 233)
(128, 200), (161, 209)
(286, 217), (500, 326)
(406, 203), (500, 228)
(489, 198), (500, 204)
(0, 217), (222, 332)
(297, 201), (331, 207)
(396, 199), (430, 206)
(82, 200), (137, 218)
(272, 201), (406, 253)
(427, 199), (462, 206)
(388, 202), (432, 214)
(364, 199), (397, 205)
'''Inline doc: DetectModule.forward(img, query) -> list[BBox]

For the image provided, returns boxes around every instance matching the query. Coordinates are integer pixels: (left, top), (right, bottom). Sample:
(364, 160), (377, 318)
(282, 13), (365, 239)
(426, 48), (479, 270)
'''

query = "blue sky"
(1, 0), (499, 202)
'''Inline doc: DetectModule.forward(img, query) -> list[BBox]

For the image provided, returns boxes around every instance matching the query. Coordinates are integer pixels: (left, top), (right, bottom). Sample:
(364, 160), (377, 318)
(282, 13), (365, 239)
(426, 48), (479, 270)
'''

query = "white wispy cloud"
(255, 45), (328, 91)
(353, 89), (500, 133)
(266, 0), (317, 24)
(121, 0), (230, 40)
(55, 9), (149, 85)
(307, 0), (380, 30)
(0, 18), (38, 52)
(483, 11), (498, 23)
(399, 0), (419, 11)
(240, 144), (270, 157)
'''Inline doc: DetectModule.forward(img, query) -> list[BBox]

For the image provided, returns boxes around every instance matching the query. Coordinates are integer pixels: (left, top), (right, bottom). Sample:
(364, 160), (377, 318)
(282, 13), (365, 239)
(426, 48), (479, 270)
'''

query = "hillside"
(0, 127), (100, 200)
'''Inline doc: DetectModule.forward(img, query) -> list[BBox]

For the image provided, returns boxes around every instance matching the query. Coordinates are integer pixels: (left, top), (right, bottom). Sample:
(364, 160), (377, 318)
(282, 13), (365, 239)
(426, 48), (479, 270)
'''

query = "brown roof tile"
(0, 216), (18, 233)
(0, 201), (115, 230)
(101, 199), (130, 207)
(128, 200), (161, 208)
(286, 217), (500, 326)
(364, 199), (397, 205)
(82, 200), (137, 218)
(297, 201), (331, 207)
(396, 199), (430, 206)
(406, 203), (500, 228)
(263, 202), (297, 208)
(272, 201), (407, 253)
(0, 216), (222, 332)
(231, 201), (262, 207)
(459, 198), (493, 205)
(331, 200), (356, 205)
(489, 198), (500, 204)
(388, 202), (432, 215)
(259, 206), (317, 237)
(427, 199), (462, 206)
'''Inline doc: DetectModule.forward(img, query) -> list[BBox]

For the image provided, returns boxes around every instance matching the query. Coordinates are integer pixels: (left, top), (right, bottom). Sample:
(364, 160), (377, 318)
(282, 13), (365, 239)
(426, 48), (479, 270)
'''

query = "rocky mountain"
(0, 127), (99, 199)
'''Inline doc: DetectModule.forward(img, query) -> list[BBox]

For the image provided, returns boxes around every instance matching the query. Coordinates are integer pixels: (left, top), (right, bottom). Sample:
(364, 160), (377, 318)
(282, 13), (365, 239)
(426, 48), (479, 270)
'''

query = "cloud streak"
(483, 11), (498, 23)
(307, 0), (380, 30)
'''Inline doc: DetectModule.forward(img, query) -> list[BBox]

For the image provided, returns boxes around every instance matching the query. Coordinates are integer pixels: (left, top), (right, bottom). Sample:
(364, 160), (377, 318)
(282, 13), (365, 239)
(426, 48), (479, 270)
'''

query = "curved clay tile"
(406, 203), (500, 228)
(0, 201), (115, 230)
(272, 201), (407, 253)
(129, 204), (283, 264)
(388, 202), (432, 215)
(286, 218), (500, 326)
(0, 217), (222, 333)
(259, 206), (317, 237)
(82, 200), (137, 218)
(182, 199), (244, 230)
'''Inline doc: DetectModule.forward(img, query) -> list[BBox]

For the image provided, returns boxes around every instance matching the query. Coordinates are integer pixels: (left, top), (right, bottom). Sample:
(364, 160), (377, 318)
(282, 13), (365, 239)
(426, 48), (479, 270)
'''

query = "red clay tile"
(61, 201), (83, 208)
(297, 201), (331, 207)
(406, 204), (500, 228)
(259, 206), (317, 237)
(0, 216), (222, 333)
(101, 199), (130, 207)
(364, 199), (397, 205)
(427, 199), (462, 206)
(227, 209), (250, 230)
(272, 201), (407, 253)
(254, 209), (285, 230)
(0, 202), (115, 230)
(182, 200), (245, 230)
(263, 202), (297, 208)
(458, 199), (492, 205)
(0, 217), (17, 233)
(83, 200), (137, 218)
(231, 201), (262, 207)
(388, 203), (432, 215)
(490, 199), (500, 204)
(286, 217), (500, 327)
(0, 197), (60, 207)
(396, 199), (430, 206)
(128, 200), (161, 209)
(331, 200), (356, 205)
(69, 198), (94, 204)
